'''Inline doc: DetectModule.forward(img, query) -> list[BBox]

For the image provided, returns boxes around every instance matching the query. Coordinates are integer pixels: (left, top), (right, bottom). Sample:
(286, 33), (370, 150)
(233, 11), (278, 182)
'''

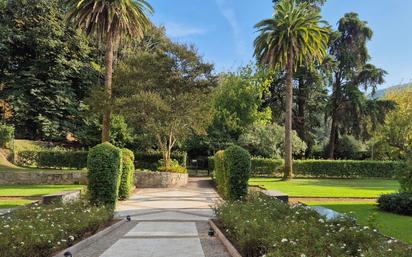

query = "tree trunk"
(284, 52), (294, 180)
(328, 115), (337, 159)
(101, 35), (114, 143)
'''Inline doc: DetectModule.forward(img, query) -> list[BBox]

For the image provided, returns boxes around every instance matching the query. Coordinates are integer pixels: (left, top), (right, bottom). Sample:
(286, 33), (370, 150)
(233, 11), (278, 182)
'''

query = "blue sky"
(149, 0), (412, 89)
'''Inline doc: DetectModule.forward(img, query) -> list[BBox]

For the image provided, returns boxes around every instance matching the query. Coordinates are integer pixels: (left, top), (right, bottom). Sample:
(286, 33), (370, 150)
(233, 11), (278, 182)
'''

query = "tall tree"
(66, 0), (153, 142)
(327, 13), (389, 159)
(254, 0), (329, 179)
(0, 0), (99, 140)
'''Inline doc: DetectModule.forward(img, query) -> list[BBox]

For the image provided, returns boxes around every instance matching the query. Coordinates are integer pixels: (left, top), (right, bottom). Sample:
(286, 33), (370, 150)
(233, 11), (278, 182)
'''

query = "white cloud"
(164, 22), (207, 38)
(215, 0), (246, 56)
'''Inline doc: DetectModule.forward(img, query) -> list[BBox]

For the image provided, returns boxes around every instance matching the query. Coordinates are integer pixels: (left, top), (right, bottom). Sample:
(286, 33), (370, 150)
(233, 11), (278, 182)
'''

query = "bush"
(378, 192), (412, 216)
(0, 124), (14, 148)
(399, 166), (412, 193)
(157, 165), (187, 173)
(293, 160), (407, 178)
(215, 194), (412, 257)
(224, 145), (251, 201)
(251, 158), (283, 176)
(87, 142), (122, 208)
(214, 150), (228, 199)
(16, 150), (88, 169)
(118, 149), (135, 200)
(134, 151), (187, 170)
(0, 200), (113, 257)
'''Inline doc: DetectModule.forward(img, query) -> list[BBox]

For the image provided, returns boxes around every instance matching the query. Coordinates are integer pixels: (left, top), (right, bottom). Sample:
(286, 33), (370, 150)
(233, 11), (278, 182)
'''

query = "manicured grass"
(249, 178), (399, 197)
(305, 201), (412, 244)
(0, 199), (34, 209)
(0, 185), (85, 197)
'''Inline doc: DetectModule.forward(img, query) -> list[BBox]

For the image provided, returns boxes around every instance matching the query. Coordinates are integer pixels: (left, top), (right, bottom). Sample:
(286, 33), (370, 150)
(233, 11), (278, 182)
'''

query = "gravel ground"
(197, 221), (231, 257)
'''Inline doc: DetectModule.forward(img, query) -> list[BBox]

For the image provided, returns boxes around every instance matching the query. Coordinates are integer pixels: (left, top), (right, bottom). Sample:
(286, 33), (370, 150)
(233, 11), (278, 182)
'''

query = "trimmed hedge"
(214, 146), (251, 201)
(118, 148), (135, 200)
(16, 150), (88, 169)
(210, 158), (406, 178)
(0, 124), (14, 148)
(134, 151), (187, 170)
(378, 192), (412, 216)
(293, 160), (407, 178)
(87, 142), (122, 208)
(214, 151), (228, 199)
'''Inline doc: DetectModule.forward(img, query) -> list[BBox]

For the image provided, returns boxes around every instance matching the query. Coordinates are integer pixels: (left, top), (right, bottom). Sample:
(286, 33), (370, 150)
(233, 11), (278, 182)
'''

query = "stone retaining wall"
(0, 171), (88, 185)
(134, 171), (188, 188)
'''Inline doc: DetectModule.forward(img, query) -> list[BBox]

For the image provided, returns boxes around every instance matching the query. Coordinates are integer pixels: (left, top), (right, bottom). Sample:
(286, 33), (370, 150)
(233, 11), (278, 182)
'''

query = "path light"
(63, 251), (72, 257)
(126, 215), (131, 222)
(208, 227), (215, 237)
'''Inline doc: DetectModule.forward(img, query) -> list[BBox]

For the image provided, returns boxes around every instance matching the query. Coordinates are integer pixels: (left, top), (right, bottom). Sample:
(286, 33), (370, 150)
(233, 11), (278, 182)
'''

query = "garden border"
(209, 219), (242, 257)
(52, 219), (125, 257)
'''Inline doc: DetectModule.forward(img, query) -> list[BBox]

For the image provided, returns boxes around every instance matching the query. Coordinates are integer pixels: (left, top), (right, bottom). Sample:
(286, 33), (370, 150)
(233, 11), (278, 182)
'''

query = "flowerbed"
(214, 194), (412, 257)
(0, 200), (113, 257)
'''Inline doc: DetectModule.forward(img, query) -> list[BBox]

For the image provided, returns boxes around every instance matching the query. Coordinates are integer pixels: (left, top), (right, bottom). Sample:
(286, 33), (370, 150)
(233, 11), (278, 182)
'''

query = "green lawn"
(0, 185), (85, 197)
(0, 199), (34, 209)
(305, 201), (412, 244)
(249, 178), (399, 197)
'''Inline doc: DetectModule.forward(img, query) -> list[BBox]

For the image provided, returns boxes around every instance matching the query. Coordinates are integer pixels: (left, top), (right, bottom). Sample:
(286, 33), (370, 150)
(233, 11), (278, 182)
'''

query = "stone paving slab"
(125, 222), (198, 237)
(100, 238), (205, 257)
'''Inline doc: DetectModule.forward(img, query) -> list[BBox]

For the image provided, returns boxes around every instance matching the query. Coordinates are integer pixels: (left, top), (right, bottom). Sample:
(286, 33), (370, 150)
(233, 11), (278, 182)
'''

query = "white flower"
(281, 238), (288, 243)
(318, 218), (325, 223)
(300, 254), (306, 257)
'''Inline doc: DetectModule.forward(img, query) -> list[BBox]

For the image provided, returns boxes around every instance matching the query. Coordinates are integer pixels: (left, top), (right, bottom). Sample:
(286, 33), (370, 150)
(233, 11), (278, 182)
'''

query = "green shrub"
(215, 194), (412, 257)
(251, 158), (283, 176)
(0, 124), (14, 148)
(399, 165), (412, 193)
(118, 148), (135, 200)
(134, 151), (187, 170)
(87, 142), (122, 208)
(224, 145), (251, 201)
(0, 200), (112, 257)
(16, 150), (88, 169)
(213, 150), (228, 199)
(293, 160), (407, 178)
(157, 165), (187, 173)
(378, 192), (412, 216)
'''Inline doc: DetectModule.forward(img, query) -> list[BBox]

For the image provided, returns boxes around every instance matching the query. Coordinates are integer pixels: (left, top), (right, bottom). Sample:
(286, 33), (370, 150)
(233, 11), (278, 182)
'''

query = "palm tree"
(66, 0), (153, 142)
(254, 0), (329, 179)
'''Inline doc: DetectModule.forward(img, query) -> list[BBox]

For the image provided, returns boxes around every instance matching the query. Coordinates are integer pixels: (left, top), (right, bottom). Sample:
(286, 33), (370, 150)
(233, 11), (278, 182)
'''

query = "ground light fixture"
(127, 215), (131, 222)
(208, 227), (215, 237)
(63, 251), (72, 257)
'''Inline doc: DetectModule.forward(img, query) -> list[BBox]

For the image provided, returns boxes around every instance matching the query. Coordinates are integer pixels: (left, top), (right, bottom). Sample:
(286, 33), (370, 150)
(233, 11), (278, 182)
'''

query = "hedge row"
(214, 146), (251, 201)
(378, 192), (412, 216)
(16, 150), (88, 169)
(134, 151), (187, 170)
(118, 149), (135, 200)
(209, 158), (406, 178)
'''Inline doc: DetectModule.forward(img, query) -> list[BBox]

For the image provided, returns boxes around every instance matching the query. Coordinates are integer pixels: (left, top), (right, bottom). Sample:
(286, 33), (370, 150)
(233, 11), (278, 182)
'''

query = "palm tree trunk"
(102, 35), (114, 143)
(284, 52), (294, 180)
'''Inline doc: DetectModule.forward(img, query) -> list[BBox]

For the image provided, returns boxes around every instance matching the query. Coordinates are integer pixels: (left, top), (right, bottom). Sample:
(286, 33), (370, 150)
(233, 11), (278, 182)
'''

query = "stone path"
(77, 178), (229, 257)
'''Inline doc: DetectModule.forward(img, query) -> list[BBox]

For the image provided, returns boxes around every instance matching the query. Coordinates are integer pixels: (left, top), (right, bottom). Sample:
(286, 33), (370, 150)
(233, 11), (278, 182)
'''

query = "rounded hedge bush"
(118, 148), (135, 200)
(87, 142), (122, 208)
(214, 150), (228, 199)
(224, 145), (251, 201)
(378, 192), (412, 216)
(0, 124), (14, 148)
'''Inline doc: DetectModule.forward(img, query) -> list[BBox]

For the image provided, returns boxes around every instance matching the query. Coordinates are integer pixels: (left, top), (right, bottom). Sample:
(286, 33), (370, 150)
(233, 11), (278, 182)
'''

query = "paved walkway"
(78, 178), (229, 257)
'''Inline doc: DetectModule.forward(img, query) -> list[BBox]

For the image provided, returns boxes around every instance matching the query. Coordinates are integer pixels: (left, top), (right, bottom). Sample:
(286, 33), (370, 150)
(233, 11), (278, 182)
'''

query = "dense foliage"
(118, 148), (135, 200)
(0, 123), (13, 148)
(114, 27), (216, 167)
(378, 192), (412, 216)
(0, 0), (100, 140)
(215, 194), (412, 257)
(87, 142), (122, 208)
(16, 150), (88, 169)
(134, 151), (187, 170)
(0, 201), (113, 257)
(238, 122), (307, 158)
(214, 146), (251, 201)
